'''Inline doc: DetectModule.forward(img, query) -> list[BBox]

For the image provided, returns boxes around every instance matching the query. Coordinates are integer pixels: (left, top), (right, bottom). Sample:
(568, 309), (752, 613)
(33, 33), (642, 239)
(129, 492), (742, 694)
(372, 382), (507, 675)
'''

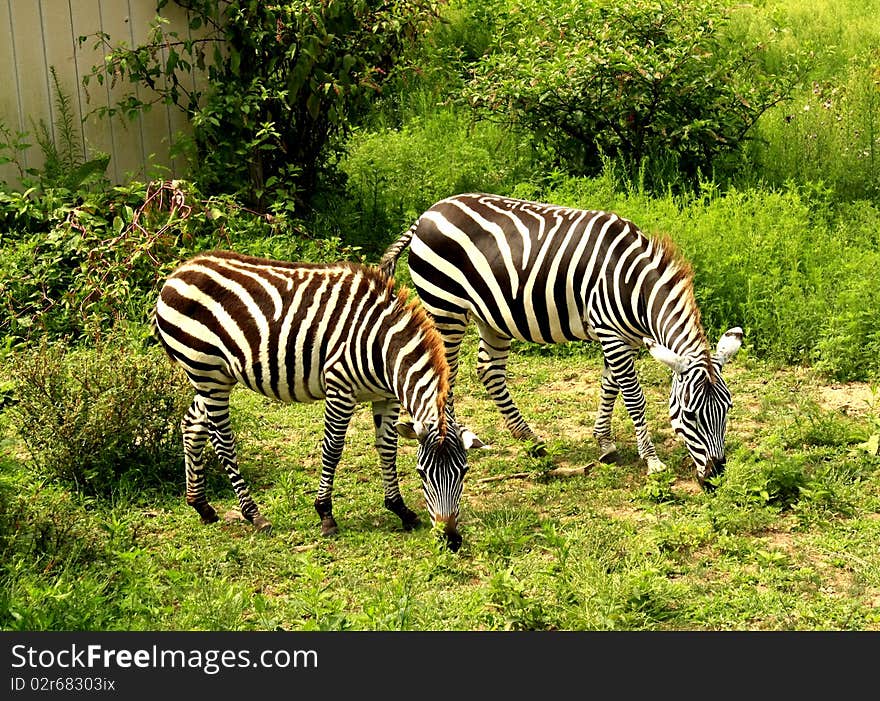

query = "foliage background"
(1, 0), (879, 631)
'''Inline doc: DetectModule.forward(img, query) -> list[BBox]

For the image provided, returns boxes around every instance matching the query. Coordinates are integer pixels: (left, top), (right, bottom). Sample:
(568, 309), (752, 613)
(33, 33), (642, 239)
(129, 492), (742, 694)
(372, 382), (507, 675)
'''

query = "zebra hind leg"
(373, 399), (421, 531)
(205, 390), (272, 533)
(181, 396), (220, 524)
(592, 360), (619, 464)
(476, 324), (546, 456)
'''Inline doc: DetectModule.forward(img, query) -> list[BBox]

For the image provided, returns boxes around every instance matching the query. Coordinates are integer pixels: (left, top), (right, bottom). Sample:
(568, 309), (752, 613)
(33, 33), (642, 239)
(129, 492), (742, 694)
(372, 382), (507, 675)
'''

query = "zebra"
(379, 193), (743, 487)
(152, 250), (485, 551)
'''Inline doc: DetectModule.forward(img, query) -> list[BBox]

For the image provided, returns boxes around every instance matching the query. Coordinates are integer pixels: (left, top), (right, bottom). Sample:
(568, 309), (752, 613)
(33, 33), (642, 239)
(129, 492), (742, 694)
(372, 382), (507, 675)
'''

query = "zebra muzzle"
(431, 514), (462, 552)
(698, 457), (726, 490)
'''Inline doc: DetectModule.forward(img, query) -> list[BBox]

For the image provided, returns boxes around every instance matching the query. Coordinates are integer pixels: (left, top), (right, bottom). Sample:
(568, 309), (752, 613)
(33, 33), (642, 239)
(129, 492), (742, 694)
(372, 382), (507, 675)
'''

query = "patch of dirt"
(817, 382), (878, 417)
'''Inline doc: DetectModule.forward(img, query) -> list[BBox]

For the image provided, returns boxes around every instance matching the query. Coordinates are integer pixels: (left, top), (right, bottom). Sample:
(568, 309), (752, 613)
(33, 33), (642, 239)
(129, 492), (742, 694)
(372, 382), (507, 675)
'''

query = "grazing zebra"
(380, 193), (743, 486)
(152, 250), (485, 551)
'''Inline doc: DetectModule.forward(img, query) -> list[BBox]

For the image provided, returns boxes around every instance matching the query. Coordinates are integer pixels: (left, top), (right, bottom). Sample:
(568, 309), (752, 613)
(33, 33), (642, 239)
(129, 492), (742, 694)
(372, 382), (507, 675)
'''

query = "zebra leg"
(431, 312), (468, 422)
(476, 322), (545, 456)
(181, 395), (219, 525)
(592, 360), (620, 463)
(372, 399), (420, 531)
(314, 391), (356, 537)
(205, 389), (272, 533)
(600, 339), (667, 474)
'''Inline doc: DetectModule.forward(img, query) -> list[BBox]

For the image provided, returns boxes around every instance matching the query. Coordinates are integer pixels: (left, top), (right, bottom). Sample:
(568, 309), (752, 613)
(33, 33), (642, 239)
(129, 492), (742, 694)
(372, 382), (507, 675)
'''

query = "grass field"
(3, 331), (879, 631)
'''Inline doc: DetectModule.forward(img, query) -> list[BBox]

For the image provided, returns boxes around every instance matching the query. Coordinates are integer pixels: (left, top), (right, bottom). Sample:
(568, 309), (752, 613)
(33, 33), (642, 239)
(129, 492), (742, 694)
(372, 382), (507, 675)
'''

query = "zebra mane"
(369, 265), (451, 437)
(649, 233), (716, 382)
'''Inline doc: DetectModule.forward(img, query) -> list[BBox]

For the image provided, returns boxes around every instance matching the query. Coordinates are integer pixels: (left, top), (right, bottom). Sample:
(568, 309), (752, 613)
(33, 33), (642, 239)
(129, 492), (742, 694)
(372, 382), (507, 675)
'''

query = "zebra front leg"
(206, 390), (272, 533)
(431, 313), (468, 426)
(314, 391), (356, 537)
(181, 396), (220, 524)
(476, 323), (545, 456)
(600, 339), (667, 474)
(592, 360), (619, 463)
(372, 399), (420, 531)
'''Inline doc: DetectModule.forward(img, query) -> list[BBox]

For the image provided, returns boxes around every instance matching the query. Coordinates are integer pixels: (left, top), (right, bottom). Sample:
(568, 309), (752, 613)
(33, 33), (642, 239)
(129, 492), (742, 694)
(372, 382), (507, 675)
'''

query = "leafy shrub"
(752, 57), (880, 203)
(463, 0), (805, 190)
(0, 475), (113, 630)
(82, 0), (443, 210)
(7, 340), (193, 497)
(0, 179), (358, 346)
(0, 181), (175, 342)
(340, 106), (537, 255)
(813, 256), (880, 380)
(717, 451), (808, 510)
(0, 473), (103, 570)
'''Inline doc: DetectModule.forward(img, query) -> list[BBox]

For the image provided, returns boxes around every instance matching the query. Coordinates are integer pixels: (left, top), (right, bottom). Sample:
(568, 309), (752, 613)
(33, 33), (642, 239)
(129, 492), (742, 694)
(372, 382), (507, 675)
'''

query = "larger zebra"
(380, 193), (742, 486)
(152, 250), (485, 551)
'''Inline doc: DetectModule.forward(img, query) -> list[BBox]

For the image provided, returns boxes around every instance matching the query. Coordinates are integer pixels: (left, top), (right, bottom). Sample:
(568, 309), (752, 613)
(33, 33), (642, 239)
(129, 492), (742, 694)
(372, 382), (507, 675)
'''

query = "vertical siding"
(0, 0), (196, 189)
(0, 1), (24, 185)
(71, 0), (114, 174)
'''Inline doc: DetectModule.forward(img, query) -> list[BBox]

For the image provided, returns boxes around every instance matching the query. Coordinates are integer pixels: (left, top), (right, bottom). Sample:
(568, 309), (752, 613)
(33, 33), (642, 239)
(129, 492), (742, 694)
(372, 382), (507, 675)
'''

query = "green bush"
(718, 451), (808, 511)
(752, 56), (880, 203)
(0, 179), (359, 346)
(7, 340), (193, 497)
(462, 0), (805, 190)
(0, 472), (103, 572)
(82, 0), (443, 210)
(340, 105), (537, 255)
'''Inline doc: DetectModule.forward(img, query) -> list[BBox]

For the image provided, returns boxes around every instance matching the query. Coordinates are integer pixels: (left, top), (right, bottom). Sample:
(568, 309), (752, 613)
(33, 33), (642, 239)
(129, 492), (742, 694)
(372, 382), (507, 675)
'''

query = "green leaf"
(306, 93), (322, 120)
(165, 51), (179, 75)
(63, 155), (110, 191)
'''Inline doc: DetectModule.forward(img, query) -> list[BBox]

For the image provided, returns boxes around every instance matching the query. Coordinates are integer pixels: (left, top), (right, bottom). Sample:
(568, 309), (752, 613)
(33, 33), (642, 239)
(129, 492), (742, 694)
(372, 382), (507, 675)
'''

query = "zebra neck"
(649, 315), (710, 361)
(388, 349), (445, 429)
(643, 255), (710, 364)
(659, 333), (710, 366)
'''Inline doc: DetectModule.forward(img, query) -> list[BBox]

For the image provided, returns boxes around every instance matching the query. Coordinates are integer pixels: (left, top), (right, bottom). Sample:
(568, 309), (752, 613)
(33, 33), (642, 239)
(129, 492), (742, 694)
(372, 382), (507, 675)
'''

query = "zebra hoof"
(646, 458), (668, 475)
(401, 513), (421, 531)
(320, 517), (338, 537)
(445, 531), (463, 553)
(252, 515), (273, 533)
(598, 448), (618, 464)
(196, 504), (219, 524)
(384, 496), (420, 530)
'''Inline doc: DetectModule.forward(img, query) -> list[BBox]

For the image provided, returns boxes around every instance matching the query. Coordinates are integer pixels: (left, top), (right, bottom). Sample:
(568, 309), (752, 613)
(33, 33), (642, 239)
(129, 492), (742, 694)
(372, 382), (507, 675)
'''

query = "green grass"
(3, 331), (879, 631)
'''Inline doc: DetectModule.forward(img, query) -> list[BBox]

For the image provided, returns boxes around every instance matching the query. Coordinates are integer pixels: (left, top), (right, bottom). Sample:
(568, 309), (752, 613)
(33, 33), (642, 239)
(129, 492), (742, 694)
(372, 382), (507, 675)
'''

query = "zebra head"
(396, 418), (486, 552)
(646, 327), (743, 488)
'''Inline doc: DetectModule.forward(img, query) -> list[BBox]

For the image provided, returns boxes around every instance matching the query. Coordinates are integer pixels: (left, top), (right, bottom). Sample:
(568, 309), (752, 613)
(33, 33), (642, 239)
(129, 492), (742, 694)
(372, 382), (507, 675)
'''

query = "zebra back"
(154, 250), (450, 431)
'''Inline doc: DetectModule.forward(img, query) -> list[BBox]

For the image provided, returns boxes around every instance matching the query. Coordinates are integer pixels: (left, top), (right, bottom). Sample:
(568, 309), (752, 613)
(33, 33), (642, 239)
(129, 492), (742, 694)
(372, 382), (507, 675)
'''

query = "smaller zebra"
(152, 251), (485, 551)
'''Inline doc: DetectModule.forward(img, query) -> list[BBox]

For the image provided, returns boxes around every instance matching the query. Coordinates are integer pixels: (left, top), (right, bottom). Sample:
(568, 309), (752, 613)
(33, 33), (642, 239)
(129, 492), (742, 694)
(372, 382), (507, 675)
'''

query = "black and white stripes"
(153, 250), (484, 550)
(380, 193), (742, 485)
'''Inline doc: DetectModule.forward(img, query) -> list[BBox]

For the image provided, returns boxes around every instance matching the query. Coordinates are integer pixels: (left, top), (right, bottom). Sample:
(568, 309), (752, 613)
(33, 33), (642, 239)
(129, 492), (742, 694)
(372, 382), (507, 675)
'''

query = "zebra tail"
(378, 221), (418, 279)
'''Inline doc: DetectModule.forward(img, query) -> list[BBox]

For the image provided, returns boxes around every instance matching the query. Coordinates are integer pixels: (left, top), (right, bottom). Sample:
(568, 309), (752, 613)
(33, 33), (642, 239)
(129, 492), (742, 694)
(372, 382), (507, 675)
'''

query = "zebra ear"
(714, 327), (743, 367)
(461, 428), (490, 451)
(644, 337), (690, 375)
(396, 420), (426, 441)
